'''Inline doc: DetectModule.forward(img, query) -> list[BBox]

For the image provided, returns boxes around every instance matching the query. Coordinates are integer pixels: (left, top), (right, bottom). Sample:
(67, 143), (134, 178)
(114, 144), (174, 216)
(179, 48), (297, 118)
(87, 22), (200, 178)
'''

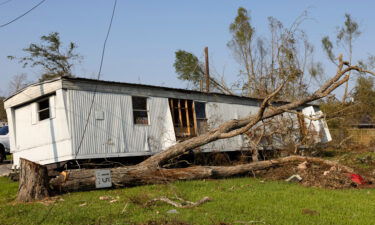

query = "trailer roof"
(5, 76), (318, 108)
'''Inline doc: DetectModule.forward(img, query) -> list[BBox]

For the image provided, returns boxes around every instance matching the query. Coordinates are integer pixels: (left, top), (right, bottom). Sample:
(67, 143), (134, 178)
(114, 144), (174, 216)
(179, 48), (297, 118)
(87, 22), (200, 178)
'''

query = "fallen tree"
(50, 155), (355, 192)
(17, 55), (375, 202)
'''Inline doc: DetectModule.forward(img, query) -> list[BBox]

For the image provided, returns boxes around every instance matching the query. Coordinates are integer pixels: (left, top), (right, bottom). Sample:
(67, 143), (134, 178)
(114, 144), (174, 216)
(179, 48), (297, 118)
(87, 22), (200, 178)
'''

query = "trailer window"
(38, 98), (50, 121)
(194, 102), (208, 135)
(195, 102), (206, 119)
(132, 96), (149, 125)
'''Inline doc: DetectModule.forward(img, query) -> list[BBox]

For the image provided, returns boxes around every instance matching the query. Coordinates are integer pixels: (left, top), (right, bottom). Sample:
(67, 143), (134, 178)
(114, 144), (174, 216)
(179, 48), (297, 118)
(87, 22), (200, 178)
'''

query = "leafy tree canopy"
(8, 32), (82, 81)
(173, 50), (204, 89)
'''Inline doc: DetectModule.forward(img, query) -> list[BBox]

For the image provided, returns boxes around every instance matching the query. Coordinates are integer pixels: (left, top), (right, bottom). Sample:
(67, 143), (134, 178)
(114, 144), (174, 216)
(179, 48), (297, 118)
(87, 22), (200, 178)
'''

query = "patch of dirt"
(255, 161), (375, 189)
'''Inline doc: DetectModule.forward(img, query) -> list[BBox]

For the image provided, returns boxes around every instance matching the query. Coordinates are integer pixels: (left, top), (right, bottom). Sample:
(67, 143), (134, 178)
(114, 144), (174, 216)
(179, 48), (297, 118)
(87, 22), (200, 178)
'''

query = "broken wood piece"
(145, 196), (211, 208)
(297, 161), (308, 170)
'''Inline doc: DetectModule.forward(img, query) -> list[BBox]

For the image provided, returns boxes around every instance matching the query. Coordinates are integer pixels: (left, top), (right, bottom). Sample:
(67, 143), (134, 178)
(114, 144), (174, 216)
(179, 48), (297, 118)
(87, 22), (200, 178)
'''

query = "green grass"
(1, 177), (375, 225)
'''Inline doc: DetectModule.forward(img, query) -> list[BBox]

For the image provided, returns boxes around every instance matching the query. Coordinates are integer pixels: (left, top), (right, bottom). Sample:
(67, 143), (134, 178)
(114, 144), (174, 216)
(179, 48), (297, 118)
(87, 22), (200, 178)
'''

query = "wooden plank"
(178, 100), (183, 129)
(192, 101), (198, 136)
(185, 100), (191, 135)
(169, 99), (174, 124)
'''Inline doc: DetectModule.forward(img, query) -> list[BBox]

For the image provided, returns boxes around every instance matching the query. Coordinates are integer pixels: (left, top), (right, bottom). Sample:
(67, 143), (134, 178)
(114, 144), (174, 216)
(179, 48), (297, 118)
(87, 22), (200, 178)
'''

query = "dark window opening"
(195, 102), (206, 119)
(38, 98), (50, 121)
(132, 96), (149, 125)
(194, 102), (208, 135)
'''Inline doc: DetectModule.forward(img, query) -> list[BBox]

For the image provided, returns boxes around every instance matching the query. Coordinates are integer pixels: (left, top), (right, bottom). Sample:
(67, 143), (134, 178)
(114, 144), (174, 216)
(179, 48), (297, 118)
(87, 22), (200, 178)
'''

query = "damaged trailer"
(4, 77), (331, 169)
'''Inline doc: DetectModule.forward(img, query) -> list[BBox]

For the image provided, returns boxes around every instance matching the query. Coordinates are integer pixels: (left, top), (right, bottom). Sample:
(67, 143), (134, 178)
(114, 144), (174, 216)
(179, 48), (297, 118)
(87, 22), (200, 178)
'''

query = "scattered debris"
(348, 173), (365, 185)
(297, 161), (308, 170)
(121, 203), (129, 214)
(79, 202), (87, 207)
(167, 209), (179, 214)
(285, 174), (303, 182)
(99, 196), (111, 200)
(99, 195), (119, 203)
(256, 160), (373, 189)
(146, 196), (211, 208)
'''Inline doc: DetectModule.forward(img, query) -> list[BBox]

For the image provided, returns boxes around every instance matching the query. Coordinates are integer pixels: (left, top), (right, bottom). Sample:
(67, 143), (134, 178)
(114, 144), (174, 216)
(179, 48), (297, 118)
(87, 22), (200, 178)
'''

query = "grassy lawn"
(1, 177), (375, 225)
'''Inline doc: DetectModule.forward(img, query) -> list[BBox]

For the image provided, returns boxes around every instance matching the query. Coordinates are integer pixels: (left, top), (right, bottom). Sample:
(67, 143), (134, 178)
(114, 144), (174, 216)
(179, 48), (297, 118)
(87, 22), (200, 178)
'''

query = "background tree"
(174, 8), (322, 100)
(321, 14), (361, 102)
(0, 97), (6, 122)
(352, 76), (375, 122)
(8, 74), (30, 96)
(8, 32), (82, 81)
(227, 8), (320, 100)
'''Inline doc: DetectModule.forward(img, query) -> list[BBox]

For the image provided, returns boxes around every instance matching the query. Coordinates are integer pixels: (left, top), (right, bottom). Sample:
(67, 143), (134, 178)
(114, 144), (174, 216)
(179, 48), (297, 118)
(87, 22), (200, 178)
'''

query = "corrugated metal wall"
(203, 102), (259, 151)
(67, 90), (176, 158)
(66, 89), (312, 159)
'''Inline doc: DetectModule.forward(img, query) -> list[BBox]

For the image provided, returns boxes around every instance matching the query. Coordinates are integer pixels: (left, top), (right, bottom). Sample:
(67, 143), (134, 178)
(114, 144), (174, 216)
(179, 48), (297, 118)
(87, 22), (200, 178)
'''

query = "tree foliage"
(174, 8), (321, 100)
(227, 9), (319, 100)
(353, 76), (375, 121)
(8, 74), (30, 96)
(0, 97), (6, 122)
(8, 32), (82, 81)
(321, 14), (361, 102)
(173, 50), (204, 89)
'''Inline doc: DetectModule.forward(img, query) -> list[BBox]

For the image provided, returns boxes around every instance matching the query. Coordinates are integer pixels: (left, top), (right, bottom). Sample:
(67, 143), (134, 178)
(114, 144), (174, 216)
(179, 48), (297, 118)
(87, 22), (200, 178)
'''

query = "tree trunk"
(50, 156), (354, 193)
(17, 158), (51, 202)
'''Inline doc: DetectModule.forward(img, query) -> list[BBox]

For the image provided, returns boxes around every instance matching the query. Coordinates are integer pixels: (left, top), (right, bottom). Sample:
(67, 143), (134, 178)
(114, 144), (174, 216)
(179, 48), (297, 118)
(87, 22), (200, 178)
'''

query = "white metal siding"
(203, 102), (259, 151)
(12, 89), (72, 167)
(67, 90), (176, 159)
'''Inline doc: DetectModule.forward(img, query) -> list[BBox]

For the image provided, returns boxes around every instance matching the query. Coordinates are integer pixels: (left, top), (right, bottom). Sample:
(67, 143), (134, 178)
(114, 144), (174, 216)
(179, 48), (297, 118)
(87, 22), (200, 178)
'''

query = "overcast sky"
(1, 0), (375, 96)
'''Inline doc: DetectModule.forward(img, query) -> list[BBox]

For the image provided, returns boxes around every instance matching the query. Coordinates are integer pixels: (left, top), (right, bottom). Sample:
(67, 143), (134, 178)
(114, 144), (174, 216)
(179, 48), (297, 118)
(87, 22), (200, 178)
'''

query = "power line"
(0, 0), (47, 28)
(74, 0), (118, 161)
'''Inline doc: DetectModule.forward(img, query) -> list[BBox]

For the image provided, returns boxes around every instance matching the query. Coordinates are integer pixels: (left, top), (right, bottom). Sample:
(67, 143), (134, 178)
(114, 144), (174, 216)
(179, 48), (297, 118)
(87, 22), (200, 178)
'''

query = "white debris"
(167, 209), (179, 214)
(285, 174), (303, 182)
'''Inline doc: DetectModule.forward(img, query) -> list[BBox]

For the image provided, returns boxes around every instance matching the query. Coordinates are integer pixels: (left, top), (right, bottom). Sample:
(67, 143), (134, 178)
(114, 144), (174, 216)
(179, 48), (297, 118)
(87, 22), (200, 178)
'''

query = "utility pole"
(204, 47), (210, 93)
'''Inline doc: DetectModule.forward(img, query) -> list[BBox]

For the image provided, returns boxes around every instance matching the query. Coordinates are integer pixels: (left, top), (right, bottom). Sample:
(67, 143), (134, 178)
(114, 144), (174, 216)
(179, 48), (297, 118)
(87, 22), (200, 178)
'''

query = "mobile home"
(4, 77), (331, 168)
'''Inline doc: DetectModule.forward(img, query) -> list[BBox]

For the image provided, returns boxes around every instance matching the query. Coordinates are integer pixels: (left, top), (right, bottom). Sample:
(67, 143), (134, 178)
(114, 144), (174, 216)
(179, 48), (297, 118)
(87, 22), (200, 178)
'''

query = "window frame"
(37, 97), (51, 121)
(132, 96), (149, 125)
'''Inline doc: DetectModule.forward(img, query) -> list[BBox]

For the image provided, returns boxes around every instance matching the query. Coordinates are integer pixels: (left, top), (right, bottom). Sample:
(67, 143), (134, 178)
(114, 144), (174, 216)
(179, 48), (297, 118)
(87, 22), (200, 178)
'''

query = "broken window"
(132, 96), (149, 125)
(195, 102), (208, 135)
(169, 99), (196, 139)
(38, 98), (50, 121)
